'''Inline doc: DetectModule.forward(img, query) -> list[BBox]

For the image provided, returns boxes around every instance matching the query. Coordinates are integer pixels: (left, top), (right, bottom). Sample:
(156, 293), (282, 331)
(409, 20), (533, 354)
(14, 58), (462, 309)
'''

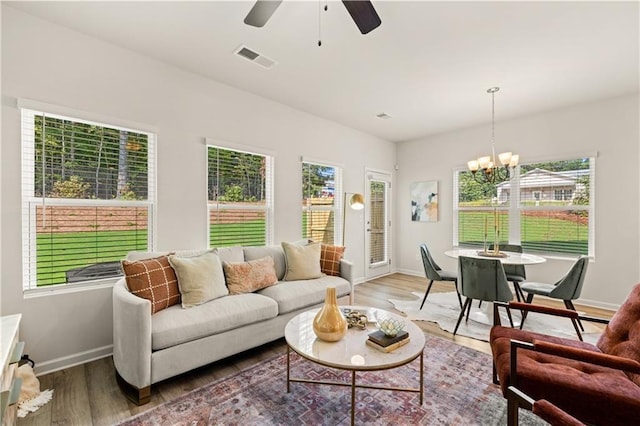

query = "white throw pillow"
(168, 251), (228, 308)
(282, 241), (322, 281)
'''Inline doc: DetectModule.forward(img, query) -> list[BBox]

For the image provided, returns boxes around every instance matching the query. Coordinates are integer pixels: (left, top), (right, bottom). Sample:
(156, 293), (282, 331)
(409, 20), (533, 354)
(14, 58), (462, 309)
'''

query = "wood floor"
(17, 273), (613, 426)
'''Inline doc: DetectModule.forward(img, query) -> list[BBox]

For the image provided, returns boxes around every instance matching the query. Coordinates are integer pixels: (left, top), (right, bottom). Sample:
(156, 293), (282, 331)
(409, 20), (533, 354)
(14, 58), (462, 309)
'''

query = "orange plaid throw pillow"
(320, 244), (345, 276)
(122, 255), (180, 314)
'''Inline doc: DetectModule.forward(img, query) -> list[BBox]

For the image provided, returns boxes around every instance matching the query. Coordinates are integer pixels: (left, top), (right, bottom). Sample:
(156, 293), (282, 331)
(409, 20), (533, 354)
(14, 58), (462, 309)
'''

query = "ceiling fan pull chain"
(318, 0), (322, 46)
(318, 0), (329, 47)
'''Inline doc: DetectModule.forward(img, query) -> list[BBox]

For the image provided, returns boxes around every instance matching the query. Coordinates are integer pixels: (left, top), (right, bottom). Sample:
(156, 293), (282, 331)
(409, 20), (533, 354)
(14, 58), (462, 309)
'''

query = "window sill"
(23, 277), (121, 299)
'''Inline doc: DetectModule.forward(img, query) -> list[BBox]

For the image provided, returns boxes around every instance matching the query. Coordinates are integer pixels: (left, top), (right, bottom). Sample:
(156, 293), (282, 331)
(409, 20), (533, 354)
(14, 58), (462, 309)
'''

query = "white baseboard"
(393, 268), (422, 277)
(574, 297), (620, 311)
(34, 345), (113, 376)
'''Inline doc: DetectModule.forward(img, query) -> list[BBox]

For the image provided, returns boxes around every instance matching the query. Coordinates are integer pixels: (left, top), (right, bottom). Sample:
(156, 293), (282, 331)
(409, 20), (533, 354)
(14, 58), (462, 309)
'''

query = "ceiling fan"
(244, 0), (382, 35)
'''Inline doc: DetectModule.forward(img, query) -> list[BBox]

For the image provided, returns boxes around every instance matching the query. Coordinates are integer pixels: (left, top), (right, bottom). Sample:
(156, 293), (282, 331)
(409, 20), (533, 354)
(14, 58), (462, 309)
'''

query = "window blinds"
(207, 145), (273, 248)
(454, 157), (594, 256)
(368, 180), (388, 265)
(301, 161), (341, 245)
(518, 159), (592, 255)
(21, 108), (155, 289)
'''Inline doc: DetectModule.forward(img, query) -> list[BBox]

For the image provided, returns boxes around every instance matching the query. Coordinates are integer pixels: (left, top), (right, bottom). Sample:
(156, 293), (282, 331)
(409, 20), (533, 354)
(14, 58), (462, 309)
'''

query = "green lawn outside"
(37, 221), (267, 286)
(209, 220), (266, 247)
(36, 230), (147, 286)
(458, 211), (588, 255)
(37, 212), (587, 286)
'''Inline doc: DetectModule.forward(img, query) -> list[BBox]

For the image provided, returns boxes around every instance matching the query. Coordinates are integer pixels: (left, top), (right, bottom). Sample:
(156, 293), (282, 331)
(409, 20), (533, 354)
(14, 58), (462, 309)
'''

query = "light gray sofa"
(112, 245), (354, 404)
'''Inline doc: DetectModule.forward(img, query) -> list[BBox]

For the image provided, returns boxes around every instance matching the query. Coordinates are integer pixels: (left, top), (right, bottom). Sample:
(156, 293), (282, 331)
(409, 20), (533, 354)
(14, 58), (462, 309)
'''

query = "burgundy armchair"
(490, 282), (640, 426)
(507, 386), (586, 426)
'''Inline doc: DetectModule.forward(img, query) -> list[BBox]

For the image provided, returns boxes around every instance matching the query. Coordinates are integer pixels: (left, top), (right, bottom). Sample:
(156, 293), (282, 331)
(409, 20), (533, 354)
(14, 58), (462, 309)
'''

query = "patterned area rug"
(389, 292), (601, 344)
(118, 334), (544, 426)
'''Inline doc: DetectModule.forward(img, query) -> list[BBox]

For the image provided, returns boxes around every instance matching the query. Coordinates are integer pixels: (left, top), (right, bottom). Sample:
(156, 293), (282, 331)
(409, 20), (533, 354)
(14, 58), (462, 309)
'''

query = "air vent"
(234, 45), (277, 69)
(376, 113), (392, 119)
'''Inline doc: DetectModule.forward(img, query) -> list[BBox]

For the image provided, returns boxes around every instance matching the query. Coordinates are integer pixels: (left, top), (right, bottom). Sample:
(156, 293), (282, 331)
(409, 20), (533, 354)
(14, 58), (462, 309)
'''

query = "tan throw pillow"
(122, 255), (180, 314)
(223, 256), (278, 295)
(320, 244), (345, 276)
(168, 251), (228, 308)
(282, 241), (322, 281)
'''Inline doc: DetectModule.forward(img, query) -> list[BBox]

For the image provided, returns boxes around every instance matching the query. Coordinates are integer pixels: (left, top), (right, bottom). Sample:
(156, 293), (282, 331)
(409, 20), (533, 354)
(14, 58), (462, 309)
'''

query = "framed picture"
(410, 181), (438, 222)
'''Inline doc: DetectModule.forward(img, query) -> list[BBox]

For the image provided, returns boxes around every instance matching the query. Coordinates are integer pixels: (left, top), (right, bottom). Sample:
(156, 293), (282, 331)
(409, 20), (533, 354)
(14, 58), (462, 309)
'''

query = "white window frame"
(301, 157), (343, 245)
(453, 155), (596, 258)
(20, 100), (157, 292)
(206, 139), (274, 247)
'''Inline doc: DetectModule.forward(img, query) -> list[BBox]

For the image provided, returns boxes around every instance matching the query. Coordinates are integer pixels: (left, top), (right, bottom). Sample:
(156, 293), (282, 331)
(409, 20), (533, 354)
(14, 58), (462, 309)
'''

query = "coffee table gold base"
(287, 346), (424, 425)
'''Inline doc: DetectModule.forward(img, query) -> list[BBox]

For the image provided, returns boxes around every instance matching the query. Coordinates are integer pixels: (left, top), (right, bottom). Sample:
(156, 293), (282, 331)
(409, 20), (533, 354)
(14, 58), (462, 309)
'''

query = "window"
(454, 157), (594, 256)
(21, 107), (155, 289)
(207, 144), (273, 247)
(301, 161), (342, 244)
(554, 189), (573, 201)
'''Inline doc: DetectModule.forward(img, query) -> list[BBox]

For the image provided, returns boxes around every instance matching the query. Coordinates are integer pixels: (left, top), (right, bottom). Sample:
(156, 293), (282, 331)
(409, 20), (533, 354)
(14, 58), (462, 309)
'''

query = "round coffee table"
(284, 306), (425, 425)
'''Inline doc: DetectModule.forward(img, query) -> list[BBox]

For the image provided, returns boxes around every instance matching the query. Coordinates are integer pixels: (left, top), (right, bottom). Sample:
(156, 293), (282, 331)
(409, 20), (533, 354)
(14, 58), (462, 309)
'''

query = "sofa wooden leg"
(115, 371), (151, 405)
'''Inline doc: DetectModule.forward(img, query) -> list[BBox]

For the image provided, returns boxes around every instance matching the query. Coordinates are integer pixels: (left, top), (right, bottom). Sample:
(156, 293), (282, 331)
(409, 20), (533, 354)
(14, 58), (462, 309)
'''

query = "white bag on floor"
(16, 364), (53, 418)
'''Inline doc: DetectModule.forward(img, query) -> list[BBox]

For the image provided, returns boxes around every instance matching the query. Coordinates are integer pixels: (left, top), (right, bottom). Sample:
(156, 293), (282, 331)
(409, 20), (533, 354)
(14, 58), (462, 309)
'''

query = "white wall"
(0, 7), (396, 372)
(396, 93), (640, 308)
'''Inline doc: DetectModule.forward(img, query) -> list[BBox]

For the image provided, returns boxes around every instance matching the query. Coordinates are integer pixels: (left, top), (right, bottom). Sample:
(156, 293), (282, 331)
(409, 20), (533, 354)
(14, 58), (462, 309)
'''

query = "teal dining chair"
(489, 244), (526, 302)
(454, 256), (514, 336)
(419, 243), (462, 310)
(519, 256), (589, 330)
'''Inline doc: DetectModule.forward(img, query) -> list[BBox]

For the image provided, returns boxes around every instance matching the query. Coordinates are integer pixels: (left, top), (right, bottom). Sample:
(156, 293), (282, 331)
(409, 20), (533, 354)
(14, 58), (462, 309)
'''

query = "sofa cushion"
(223, 256), (278, 295)
(257, 275), (350, 314)
(151, 293), (279, 350)
(168, 251), (228, 307)
(243, 245), (287, 280)
(121, 255), (180, 314)
(282, 241), (322, 281)
(320, 244), (345, 276)
(214, 246), (245, 264)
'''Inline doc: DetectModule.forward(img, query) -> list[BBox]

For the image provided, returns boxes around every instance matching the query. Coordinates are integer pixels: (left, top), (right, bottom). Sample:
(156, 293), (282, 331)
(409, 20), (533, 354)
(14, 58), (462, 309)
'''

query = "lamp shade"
(349, 193), (365, 210)
(342, 192), (365, 245)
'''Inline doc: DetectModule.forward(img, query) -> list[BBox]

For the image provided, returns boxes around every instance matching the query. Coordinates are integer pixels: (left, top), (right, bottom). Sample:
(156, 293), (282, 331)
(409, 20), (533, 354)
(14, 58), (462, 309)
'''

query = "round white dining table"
(444, 248), (546, 325)
(444, 248), (546, 265)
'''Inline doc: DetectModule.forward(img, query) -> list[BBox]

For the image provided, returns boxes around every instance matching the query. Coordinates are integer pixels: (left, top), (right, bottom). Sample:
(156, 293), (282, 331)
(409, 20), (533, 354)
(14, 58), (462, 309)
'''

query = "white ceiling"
(7, 1), (639, 142)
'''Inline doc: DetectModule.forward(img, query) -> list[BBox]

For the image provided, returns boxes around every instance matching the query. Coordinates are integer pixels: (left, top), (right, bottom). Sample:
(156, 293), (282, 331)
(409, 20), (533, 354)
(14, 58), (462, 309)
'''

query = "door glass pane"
(369, 181), (386, 264)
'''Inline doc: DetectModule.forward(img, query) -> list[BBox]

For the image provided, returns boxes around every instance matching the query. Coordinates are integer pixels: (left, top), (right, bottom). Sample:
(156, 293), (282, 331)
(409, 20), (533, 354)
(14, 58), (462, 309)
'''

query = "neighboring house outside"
(496, 168), (588, 204)
(321, 180), (335, 197)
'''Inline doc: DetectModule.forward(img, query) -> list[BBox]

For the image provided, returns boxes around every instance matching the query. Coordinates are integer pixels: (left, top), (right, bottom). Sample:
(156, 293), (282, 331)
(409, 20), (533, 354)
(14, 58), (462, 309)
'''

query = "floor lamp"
(342, 193), (365, 245)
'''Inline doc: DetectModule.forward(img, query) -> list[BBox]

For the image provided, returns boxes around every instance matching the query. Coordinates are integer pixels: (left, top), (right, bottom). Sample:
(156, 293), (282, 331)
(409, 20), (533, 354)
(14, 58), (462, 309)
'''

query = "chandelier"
(467, 87), (519, 184)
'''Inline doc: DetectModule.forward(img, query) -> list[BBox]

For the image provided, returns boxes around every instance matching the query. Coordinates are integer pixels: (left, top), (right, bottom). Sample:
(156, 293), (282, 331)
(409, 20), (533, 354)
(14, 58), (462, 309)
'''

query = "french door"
(365, 170), (392, 279)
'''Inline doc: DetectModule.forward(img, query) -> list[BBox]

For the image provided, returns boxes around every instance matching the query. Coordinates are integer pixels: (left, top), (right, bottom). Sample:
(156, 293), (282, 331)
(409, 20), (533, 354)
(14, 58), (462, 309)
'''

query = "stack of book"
(366, 330), (410, 353)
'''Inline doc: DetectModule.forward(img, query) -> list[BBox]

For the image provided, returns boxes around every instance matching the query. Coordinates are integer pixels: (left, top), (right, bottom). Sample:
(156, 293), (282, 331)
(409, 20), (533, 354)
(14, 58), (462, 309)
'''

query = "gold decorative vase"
(313, 287), (348, 342)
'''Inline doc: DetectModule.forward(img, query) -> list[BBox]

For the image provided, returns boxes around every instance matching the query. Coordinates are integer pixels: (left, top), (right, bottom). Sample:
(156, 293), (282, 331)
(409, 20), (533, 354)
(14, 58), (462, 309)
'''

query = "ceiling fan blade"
(244, 0), (283, 28)
(341, 1), (382, 35)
